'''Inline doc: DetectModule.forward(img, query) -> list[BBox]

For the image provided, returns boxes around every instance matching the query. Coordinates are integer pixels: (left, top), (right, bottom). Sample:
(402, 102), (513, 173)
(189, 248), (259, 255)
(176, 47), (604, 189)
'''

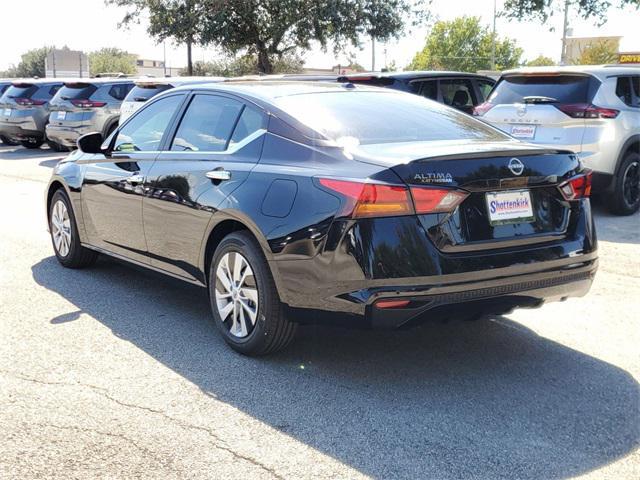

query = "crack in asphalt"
(1, 370), (284, 479)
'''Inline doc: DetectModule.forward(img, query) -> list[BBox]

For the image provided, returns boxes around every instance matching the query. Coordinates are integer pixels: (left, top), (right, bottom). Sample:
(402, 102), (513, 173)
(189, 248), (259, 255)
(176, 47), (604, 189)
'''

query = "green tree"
(576, 38), (618, 65)
(1, 46), (54, 78)
(182, 53), (304, 77)
(407, 17), (522, 72)
(502, 0), (639, 24)
(88, 47), (137, 75)
(107, 0), (204, 75)
(526, 55), (556, 66)
(108, 0), (429, 74)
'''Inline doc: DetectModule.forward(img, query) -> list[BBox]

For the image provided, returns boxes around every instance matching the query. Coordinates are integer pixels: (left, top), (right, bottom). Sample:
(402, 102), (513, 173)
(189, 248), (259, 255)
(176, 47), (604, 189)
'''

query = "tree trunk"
(186, 38), (193, 76)
(257, 49), (273, 74)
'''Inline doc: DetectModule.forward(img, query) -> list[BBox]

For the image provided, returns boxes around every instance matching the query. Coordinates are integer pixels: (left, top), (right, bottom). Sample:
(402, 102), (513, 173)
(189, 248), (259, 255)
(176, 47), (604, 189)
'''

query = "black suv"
(336, 71), (496, 114)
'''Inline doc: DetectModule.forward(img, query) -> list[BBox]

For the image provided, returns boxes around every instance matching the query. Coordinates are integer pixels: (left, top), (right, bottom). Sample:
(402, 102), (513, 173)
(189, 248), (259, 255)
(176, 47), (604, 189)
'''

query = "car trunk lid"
(352, 140), (582, 252)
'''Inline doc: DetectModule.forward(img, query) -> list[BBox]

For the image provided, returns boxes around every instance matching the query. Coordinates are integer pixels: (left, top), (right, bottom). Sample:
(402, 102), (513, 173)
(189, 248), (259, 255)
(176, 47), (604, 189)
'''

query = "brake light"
(319, 179), (469, 218)
(472, 101), (494, 116)
(319, 179), (413, 218)
(375, 299), (411, 309)
(70, 99), (107, 108)
(410, 187), (469, 214)
(555, 103), (619, 119)
(15, 98), (46, 106)
(559, 171), (592, 200)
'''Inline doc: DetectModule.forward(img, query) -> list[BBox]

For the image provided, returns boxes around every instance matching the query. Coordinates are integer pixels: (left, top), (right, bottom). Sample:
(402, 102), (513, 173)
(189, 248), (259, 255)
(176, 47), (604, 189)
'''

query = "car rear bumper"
(45, 124), (91, 147)
(0, 121), (43, 139)
(272, 198), (597, 328)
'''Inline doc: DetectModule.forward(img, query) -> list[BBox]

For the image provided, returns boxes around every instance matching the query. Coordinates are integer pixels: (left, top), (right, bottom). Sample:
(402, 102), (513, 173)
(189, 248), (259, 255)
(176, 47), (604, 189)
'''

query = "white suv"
(475, 65), (640, 215)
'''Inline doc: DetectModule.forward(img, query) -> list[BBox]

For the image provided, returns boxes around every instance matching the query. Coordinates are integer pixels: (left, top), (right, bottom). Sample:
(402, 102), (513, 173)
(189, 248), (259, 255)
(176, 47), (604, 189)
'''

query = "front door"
(143, 93), (267, 281)
(81, 93), (186, 263)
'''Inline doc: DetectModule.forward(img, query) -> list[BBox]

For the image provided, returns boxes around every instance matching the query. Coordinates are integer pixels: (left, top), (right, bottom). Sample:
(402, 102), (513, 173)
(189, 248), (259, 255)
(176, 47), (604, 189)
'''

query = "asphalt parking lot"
(0, 145), (638, 479)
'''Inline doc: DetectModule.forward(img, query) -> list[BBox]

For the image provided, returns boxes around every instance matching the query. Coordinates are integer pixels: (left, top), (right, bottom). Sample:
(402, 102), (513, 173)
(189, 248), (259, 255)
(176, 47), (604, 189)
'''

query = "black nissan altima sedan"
(45, 81), (598, 355)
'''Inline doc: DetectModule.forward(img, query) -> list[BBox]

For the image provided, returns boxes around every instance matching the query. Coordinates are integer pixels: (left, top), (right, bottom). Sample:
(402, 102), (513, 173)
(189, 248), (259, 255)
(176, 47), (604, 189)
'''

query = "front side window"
(171, 95), (244, 152)
(109, 83), (133, 101)
(476, 79), (495, 102)
(274, 91), (508, 146)
(114, 94), (183, 152)
(631, 76), (640, 107)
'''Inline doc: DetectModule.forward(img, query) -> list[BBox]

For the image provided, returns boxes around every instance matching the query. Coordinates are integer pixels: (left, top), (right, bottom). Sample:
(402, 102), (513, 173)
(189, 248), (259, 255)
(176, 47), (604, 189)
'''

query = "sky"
(0, 0), (639, 73)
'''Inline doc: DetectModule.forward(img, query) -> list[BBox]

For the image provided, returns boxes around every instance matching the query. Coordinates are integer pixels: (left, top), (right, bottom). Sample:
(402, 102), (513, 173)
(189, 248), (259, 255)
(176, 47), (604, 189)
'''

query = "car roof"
(133, 76), (225, 87)
(63, 77), (138, 85)
(501, 65), (640, 78)
(339, 70), (495, 81)
(171, 80), (389, 102)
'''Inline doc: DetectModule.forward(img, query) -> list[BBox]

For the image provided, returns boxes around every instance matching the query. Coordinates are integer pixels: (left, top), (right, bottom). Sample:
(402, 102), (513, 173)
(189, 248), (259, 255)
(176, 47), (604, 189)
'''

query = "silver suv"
(0, 80), (19, 145)
(476, 65), (640, 215)
(0, 79), (64, 149)
(46, 78), (135, 150)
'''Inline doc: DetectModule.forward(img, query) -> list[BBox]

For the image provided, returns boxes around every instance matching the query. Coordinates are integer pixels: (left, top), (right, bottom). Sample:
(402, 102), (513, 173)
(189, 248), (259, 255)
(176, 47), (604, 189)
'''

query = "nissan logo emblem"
(508, 158), (525, 176)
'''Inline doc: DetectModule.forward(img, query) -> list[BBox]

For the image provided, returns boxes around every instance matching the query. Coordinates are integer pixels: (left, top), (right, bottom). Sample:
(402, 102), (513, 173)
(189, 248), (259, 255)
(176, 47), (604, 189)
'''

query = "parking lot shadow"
(591, 200), (640, 245)
(32, 256), (639, 479)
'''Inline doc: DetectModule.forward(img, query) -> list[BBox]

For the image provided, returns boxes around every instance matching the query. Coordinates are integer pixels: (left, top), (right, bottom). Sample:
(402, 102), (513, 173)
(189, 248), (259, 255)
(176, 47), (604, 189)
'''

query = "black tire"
(0, 134), (19, 146)
(46, 140), (69, 152)
(49, 189), (98, 268)
(20, 138), (44, 149)
(208, 231), (296, 356)
(607, 151), (640, 215)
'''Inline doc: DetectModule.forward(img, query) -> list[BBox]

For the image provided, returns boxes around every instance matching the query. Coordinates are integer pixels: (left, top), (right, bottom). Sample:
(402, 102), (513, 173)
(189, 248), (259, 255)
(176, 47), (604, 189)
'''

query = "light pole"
(491, 0), (497, 70)
(561, 0), (570, 64)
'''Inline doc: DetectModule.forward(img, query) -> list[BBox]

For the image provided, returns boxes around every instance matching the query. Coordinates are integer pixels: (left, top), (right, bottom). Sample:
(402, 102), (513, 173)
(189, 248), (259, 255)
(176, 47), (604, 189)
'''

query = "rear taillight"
(318, 179), (468, 218)
(375, 299), (411, 309)
(559, 171), (592, 200)
(319, 179), (413, 218)
(70, 99), (106, 108)
(472, 101), (494, 116)
(15, 98), (46, 106)
(410, 187), (468, 214)
(555, 103), (619, 119)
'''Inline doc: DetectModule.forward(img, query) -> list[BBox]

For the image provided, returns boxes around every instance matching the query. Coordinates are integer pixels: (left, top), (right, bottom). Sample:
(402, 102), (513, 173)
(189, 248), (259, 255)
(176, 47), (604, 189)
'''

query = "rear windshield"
(0, 84), (10, 96)
(274, 91), (507, 146)
(125, 84), (172, 102)
(57, 83), (98, 100)
(4, 84), (37, 99)
(488, 75), (596, 104)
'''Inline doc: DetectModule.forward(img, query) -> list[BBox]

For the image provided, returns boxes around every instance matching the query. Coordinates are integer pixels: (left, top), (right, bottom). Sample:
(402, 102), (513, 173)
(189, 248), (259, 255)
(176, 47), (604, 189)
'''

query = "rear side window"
(126, 84), (172, 102)
(57, 84), (97, 100)
(0, 84), (9, 96)
(171, 95), (243, 152)
(229, 106), (266, 146)
(489, 75), (596, 104)
(616, 77), (634, 106)
(108, 83), (134, 101)
(114, 94), (183, 152)
(440, 79), (476, 111)
(274, 91), (508, 146)
(4, 84), (37, 98)
(412, 80), (438, 100)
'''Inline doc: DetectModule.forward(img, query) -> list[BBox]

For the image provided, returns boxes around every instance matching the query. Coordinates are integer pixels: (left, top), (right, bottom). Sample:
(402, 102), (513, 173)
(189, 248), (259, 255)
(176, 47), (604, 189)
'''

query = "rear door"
(143, 93), (267, 281)
(80, 93), (186, 262)
(480, 74), (599, 151)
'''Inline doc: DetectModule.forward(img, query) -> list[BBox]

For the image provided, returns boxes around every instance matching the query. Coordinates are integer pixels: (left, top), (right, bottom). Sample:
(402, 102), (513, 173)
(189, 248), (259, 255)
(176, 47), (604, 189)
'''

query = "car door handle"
(205, 169), (232, 181)
(125, 174), (144, 184)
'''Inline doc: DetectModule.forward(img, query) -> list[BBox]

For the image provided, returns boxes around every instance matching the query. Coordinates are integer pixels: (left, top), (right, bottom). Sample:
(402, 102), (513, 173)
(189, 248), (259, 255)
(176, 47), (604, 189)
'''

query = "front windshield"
(274, 90), (509, 146)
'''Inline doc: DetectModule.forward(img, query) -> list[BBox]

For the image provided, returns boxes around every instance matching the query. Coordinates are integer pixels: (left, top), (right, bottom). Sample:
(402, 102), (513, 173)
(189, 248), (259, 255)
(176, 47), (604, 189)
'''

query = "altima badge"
(508, 158), (525, 176)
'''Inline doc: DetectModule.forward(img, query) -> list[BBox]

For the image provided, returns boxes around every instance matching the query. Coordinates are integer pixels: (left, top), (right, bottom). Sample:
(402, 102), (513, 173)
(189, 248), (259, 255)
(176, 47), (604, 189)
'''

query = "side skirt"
(81, 243), (207, 288)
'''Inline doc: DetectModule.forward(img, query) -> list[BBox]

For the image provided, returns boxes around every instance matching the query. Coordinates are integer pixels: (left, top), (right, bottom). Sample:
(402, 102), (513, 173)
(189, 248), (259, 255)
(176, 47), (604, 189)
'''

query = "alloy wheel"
(622, 160), (639, 207)
(215, 252), (259, 338)
(51, 200), (72, 257)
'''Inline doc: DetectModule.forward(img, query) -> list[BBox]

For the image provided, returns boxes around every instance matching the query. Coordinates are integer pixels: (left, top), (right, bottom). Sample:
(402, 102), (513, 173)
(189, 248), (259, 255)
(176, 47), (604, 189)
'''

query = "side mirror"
(77, 132), (104, 154)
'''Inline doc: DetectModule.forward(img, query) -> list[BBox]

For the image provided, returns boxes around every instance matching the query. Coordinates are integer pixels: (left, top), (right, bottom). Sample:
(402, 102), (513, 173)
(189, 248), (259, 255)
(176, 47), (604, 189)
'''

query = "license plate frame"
(510, 124), (536, 139)
(56, 111), (66, 120)
(485, 189), (535, 226)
